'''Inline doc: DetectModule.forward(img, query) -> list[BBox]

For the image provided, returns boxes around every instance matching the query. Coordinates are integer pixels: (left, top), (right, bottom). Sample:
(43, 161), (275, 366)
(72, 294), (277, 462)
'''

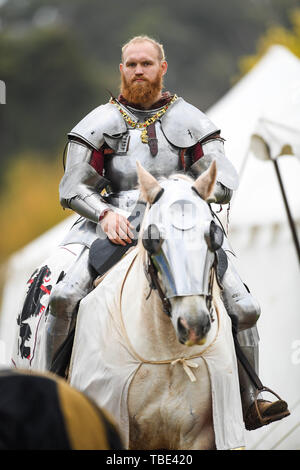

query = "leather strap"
(147, 257), (172, 316)
(147, 123), (158, 156)
(180, 148), (187, 170)
(214, 248), (228, 287)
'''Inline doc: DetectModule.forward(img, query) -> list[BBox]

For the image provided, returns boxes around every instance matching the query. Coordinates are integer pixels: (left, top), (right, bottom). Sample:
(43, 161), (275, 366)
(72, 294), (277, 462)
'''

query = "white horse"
(69, 161), (245, 450)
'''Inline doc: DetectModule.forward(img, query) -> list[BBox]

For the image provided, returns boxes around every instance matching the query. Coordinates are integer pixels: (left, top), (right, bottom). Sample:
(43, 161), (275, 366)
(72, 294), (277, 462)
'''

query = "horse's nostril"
(202, 315), (211, 336)
(192, 315), (211, 339)
(177, 317), (188, 339)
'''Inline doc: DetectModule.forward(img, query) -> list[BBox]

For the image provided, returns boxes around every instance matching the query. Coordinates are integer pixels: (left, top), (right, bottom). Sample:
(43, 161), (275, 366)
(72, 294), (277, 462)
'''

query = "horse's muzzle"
(177, 314), (210, 346)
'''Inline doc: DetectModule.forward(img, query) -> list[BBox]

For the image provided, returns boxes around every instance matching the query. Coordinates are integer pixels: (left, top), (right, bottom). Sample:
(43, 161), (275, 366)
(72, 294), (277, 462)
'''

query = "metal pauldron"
(68, 97), (220, 151)
(68, 102), (127, 150)
(160, 97), (220, 147)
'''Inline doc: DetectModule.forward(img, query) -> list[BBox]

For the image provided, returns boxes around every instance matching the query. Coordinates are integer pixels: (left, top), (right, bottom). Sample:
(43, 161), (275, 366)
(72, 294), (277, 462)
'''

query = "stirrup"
(245, 386), (290, 431)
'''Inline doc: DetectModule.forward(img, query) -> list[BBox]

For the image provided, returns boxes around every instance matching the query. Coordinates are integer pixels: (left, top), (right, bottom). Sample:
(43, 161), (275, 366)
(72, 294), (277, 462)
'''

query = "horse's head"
(137, 160), (224, 347)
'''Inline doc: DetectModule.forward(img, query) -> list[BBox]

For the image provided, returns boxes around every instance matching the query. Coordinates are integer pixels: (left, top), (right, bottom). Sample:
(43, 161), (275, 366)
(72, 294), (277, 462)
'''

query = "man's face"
(119, 41), (168, 107)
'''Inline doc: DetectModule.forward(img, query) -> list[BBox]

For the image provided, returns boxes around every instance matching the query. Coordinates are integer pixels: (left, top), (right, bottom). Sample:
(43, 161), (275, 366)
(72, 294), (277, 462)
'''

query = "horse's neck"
(120, 251), (220, 362)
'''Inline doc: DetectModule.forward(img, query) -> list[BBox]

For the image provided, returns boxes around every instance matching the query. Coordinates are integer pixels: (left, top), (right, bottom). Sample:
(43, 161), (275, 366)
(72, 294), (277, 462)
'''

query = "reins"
(146, 256), (172, 317)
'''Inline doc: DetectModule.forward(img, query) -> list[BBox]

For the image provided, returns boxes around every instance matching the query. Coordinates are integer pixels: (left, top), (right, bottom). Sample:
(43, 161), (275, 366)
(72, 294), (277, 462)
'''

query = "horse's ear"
(136, 161), (164, 204)
(192, 160), (217, 201)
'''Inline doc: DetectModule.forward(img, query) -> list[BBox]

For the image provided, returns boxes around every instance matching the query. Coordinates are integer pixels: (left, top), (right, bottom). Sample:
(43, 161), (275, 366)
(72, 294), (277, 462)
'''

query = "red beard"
(120, 70), (164, 107)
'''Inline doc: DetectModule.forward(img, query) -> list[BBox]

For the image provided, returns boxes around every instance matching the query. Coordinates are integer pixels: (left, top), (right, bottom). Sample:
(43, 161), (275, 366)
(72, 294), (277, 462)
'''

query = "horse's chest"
(128, 362), (215, 450)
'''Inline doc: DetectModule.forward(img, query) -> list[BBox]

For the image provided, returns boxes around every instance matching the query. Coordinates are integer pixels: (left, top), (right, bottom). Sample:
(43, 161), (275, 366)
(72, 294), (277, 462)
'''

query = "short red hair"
(121, 35), (166, 63)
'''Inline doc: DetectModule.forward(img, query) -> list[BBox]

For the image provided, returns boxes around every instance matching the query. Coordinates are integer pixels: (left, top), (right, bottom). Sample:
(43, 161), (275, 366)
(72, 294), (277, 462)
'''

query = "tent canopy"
(207, 45), (300, 228)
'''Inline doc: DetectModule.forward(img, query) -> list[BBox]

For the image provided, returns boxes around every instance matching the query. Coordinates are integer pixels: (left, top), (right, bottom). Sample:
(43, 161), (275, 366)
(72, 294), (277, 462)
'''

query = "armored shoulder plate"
(68, 102), (127, 150)
(161, 97), (219, 148)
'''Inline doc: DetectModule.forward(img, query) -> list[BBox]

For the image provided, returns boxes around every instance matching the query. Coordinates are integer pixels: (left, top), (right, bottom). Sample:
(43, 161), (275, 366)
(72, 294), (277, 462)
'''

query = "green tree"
(0, 26), (108, 170)
(238, 8), (300, 76)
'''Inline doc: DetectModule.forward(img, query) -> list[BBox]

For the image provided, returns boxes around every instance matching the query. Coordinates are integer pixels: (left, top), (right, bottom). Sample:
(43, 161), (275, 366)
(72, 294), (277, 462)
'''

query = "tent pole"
(273, 158), (300, 265)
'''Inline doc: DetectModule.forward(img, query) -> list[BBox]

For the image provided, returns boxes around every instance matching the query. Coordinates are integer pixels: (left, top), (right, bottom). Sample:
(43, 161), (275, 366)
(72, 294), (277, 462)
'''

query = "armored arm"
(59, 140), (111, 223)
(159, 98), (238, 204)
(189, 136), (239, 204)
(58, 102), (129, 222)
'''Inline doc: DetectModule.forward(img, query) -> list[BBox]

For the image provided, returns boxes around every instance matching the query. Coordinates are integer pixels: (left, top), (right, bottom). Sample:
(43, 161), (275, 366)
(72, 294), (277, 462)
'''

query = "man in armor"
(46, 36), (289, 431)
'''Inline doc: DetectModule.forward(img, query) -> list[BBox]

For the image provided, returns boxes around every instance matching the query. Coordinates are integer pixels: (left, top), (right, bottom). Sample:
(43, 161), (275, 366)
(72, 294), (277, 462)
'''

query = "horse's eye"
(142, 224), (164, 254)
(205, 221), (224, 252)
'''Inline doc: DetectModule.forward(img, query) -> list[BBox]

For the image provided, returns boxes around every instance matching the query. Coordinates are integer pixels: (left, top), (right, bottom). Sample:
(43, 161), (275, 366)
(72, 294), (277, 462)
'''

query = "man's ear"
(161, 61), (168, 76)
(119, 63), (123, 73)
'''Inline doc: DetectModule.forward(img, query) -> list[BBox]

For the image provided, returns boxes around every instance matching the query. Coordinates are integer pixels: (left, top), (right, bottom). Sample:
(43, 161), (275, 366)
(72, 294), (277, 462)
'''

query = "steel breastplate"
(104, 108), (182, 192)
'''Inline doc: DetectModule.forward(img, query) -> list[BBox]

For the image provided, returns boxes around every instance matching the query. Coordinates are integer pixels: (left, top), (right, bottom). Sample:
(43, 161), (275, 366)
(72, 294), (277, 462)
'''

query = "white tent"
(0, 44), (299, 449)
(0, 215), (77, 367)
(207, 45), (300, 449)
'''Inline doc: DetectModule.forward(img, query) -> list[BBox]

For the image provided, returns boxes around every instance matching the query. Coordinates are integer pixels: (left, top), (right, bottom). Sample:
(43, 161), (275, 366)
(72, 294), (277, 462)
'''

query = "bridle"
(142, 186), (227, 321)
(145, 252), (217, 322)
(145, 255), (172, 317)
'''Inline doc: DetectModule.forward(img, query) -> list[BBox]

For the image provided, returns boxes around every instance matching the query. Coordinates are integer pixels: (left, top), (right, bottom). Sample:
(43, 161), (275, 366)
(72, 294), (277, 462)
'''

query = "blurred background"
(0, 0), (299, 450)
(1, 0), (300, 270)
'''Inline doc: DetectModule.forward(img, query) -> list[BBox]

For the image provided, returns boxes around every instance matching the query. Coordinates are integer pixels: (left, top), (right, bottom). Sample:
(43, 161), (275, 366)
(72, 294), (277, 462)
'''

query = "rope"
(170, 358), (199, 382)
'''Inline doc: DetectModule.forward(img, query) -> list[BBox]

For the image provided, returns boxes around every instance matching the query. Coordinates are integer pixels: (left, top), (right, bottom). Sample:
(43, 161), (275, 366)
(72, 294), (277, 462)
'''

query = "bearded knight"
(23, 36), (290, 431)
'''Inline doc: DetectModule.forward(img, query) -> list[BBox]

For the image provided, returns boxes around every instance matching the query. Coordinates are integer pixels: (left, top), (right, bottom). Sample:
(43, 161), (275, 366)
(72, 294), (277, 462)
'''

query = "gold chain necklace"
(110, 94), (178, 143)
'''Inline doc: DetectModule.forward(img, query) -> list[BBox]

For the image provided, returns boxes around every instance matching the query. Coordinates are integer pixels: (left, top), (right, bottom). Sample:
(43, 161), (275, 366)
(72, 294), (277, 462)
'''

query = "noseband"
(146, 256), (172, 317)
(145, 254), (217, 321)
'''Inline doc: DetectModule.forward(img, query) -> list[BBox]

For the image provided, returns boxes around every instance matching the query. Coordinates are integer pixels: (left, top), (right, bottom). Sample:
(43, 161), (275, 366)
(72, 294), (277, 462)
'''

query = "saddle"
(50, 202), (146, 378)
(88, 201), (146, 277)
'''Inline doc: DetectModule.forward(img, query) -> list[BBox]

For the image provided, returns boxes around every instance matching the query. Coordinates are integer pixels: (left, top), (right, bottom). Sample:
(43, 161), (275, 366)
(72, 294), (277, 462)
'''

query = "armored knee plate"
(48, 246), (94, 319)
(48, 281), (82, 319)
(220, 249), (261, 333)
